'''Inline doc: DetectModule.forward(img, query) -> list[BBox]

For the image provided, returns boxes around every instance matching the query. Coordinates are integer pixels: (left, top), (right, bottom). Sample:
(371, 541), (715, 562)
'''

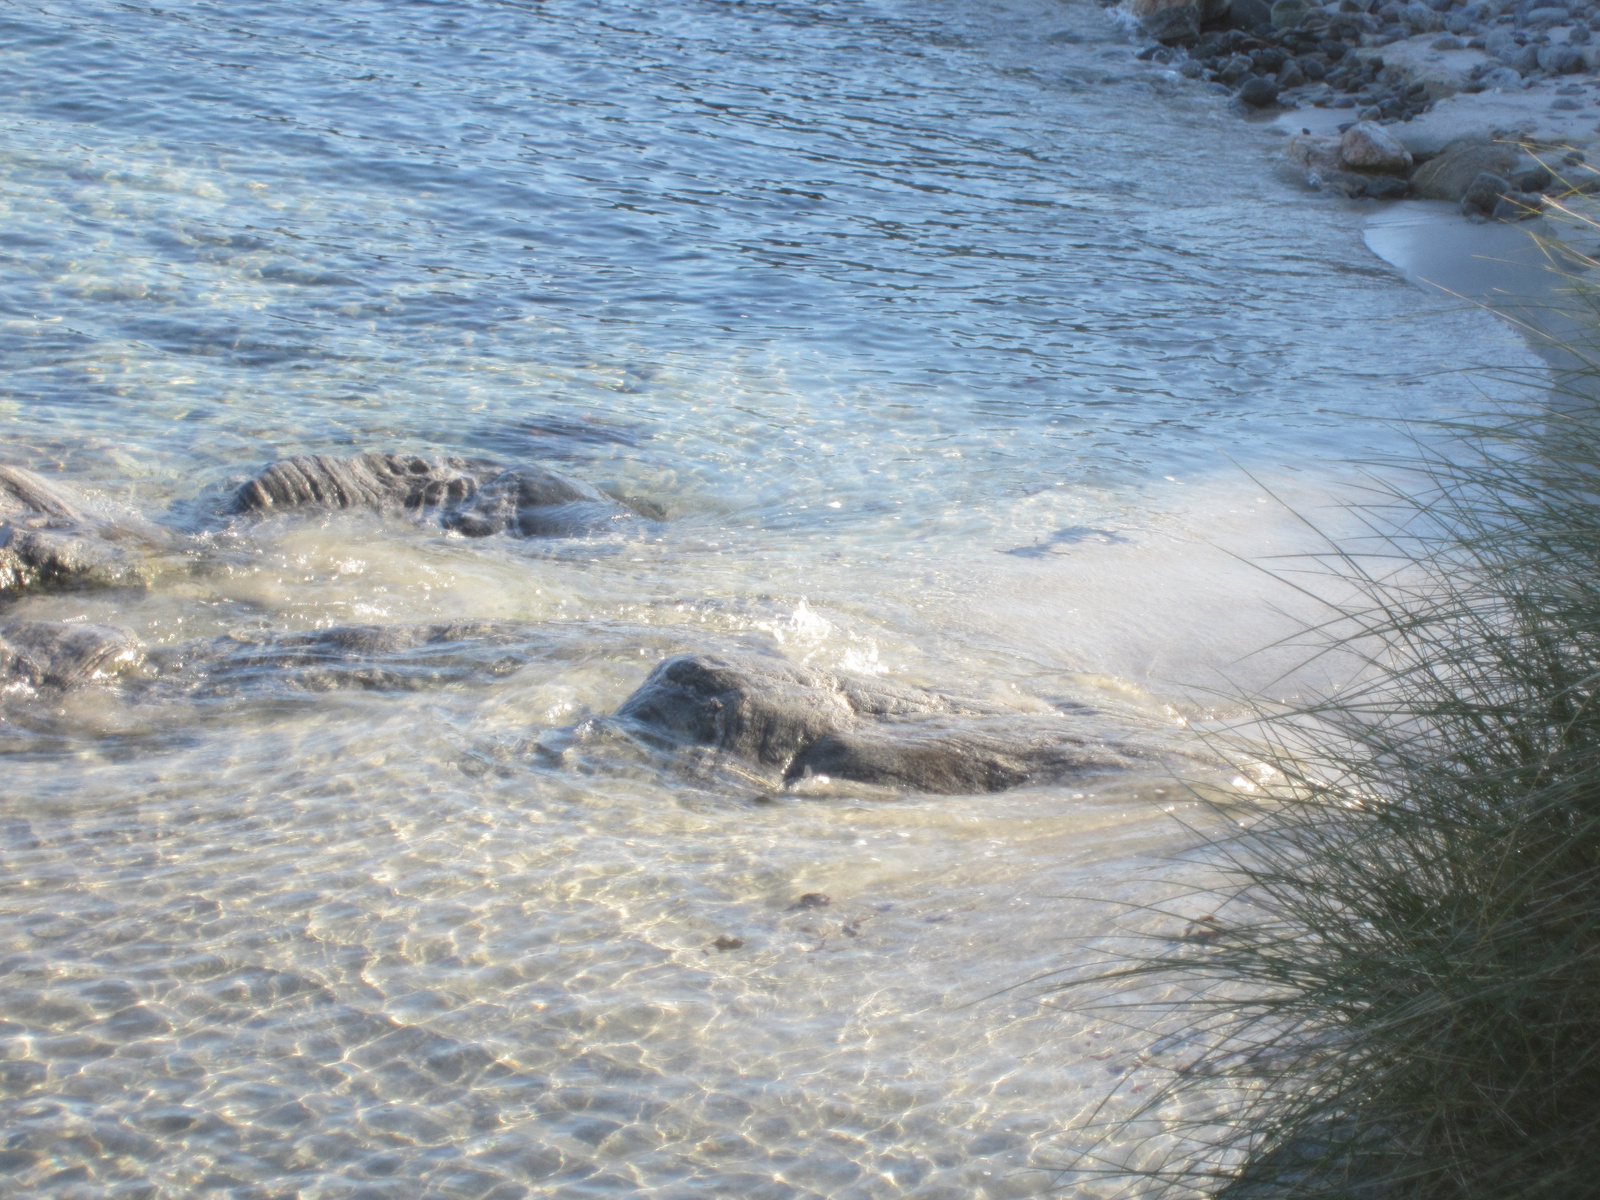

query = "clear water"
(0, 0), (1539, 1196)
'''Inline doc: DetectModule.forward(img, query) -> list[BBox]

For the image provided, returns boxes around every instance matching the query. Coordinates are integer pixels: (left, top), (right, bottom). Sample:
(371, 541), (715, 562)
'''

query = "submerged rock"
(0, 621), (143, 689)
(611, 651), (1137, 793)
(442, 466), (635, 538)
(0, 466), (157, 598)
(235, 452), (646, 537)
(234, 452), (490, 516)
(141, 621), (567, 698)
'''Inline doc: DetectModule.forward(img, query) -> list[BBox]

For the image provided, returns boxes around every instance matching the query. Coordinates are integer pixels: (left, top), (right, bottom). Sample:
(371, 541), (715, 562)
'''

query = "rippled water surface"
(0, 0), (1538, 1196)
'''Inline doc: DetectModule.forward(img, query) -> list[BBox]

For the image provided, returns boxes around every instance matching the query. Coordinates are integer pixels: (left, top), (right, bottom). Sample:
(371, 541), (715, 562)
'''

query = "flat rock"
(610, 651), (1138, 793)
(235, 453), (643, 537)
(154, 621), (554, 696)
(0, 466), (157, 597)
(0, 621), (144, 690)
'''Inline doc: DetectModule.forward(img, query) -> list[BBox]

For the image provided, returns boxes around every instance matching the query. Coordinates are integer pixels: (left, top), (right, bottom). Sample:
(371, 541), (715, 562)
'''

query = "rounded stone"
(1238, 74), (1282, 104)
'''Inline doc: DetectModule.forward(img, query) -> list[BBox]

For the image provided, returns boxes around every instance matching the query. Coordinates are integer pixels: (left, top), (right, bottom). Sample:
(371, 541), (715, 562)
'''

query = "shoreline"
(1109, 0), (1600, 357)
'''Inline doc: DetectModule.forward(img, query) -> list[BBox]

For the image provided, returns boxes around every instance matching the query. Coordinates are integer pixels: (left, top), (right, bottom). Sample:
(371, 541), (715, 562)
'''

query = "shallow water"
(0, 0), (1544, 1196)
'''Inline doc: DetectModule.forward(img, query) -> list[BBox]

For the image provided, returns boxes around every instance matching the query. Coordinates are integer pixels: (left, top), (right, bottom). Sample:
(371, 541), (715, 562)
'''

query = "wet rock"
(441, 466), (636, 538)
(235, 453), (642, 538)
(0, 466), (155, 598)
(0, 622), (143, 690)
(1278, 57), (1308, 86)
(1461, 170), (1512, 216)
(610, 651), (1137, 794)
(1299, 54), (1328, 78)
(234, 452), (490, 516)
(1339, 120), (1413, 171)
(1410, 140), (1524, 201)
(1238, 74), (1281, 105)
(1141, 2), (1203, 42)
(148, 621), (555, 697)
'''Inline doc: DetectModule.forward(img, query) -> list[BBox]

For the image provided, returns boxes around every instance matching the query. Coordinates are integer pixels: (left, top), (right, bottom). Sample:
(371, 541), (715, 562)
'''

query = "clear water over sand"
(0, 0), (1539, 1195)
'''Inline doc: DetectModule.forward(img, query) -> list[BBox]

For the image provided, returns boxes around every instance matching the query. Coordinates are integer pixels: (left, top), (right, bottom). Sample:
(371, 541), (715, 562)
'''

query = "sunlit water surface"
(0, 0), (1542, 1196)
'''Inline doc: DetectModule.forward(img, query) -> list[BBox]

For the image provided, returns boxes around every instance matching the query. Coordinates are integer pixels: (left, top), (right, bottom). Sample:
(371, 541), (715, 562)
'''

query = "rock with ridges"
(0, 622), (144, 689)
(1339, 121), (1414, 172)
(234, 452), (490, 516)
(611, 651), (1137, 793)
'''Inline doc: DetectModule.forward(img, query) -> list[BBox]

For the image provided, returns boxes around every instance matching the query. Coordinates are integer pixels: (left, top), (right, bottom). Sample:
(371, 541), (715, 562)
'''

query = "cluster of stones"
(0, 456), (1145, 796)
(1287, 122), (1575, 206)
(1132, 0), (1600, 118)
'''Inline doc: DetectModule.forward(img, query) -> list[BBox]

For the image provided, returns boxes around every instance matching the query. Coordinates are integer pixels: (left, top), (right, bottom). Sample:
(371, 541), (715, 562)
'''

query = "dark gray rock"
(0, 466), (155, 598)
(1142, 3), (1202, 43)
(1461, 170), (1512, 215)
(234, 452), (490, 516)
(235, 453), (642, 538)
(1410, 140), (1524, 200)
(0, 622), (143, 689)
(1514, 162), (1555, 191)
(441, 466), (635, 538)
(611, 651), (1138, 793)
(1238, 74), (1281, 105)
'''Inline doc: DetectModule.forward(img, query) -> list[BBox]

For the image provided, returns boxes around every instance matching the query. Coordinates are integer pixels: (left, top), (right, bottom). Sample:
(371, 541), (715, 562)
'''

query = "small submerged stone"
(0, 621), (144, 690)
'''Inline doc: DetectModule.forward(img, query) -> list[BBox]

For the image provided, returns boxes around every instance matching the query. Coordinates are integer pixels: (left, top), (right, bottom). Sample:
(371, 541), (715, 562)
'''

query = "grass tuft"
(1054, 212), (1600, 1199)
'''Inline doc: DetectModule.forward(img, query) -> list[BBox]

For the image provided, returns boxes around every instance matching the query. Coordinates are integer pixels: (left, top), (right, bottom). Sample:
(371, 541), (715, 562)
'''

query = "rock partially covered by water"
(442, 466), (636, 538)
(611, 651), (1137, 793)
(0, 466), (156, 597)
(234, 452), (490, 516)
(157, 621), (553, 696)
(0, 621), (143, 689)
(235, 453), (643, 537)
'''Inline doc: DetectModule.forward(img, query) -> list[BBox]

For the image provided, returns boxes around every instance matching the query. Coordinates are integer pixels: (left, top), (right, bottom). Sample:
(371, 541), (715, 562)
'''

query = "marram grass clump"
(1061, 377), (1600, 1198)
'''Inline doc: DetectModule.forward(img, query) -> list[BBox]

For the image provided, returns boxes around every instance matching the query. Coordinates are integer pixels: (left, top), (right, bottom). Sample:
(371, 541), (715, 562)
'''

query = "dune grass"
(1057, 212), (1600, 1199)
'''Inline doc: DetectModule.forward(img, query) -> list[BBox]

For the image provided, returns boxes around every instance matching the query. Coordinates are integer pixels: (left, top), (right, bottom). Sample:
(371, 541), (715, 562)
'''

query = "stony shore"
(1115, 0), (1600, 213)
